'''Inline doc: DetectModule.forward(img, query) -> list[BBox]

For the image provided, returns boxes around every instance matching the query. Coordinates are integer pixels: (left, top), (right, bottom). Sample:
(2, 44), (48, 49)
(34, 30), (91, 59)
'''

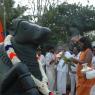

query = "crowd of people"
(36, 37), (95, 95)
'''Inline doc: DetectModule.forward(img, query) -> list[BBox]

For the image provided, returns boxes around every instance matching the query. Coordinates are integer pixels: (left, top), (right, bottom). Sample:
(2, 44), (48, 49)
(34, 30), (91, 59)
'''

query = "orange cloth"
(76, 48), (95, 95)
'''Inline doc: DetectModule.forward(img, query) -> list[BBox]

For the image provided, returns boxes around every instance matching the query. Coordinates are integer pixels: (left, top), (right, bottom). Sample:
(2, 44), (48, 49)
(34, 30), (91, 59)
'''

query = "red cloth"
(0, 20), (4, 42)
(9, 52), (16, 60)
(49, 92), (54, 95)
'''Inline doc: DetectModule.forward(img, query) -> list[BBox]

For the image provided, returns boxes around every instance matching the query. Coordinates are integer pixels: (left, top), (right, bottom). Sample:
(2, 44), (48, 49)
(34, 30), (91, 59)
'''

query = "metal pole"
(3, 0), (6, 36)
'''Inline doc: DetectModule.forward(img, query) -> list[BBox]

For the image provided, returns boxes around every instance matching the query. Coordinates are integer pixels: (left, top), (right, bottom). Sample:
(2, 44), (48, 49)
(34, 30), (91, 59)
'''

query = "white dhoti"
(69, 72), (76, 95)
(46, 65), (55, 91)
(57, 71), (67, 95)
(45, 52), (56, 91)
(56, 58), (68, 95)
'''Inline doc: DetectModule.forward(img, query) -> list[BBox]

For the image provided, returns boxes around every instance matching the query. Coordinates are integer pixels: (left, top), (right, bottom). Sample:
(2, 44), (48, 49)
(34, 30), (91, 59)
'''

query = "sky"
(14, 0), (95, 7)
(14, 0), (95, 15)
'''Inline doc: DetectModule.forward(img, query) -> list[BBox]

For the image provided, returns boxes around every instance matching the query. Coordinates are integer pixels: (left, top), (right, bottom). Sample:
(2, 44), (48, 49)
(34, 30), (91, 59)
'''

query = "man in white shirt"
(69, 47), (80, 95)
(36, 48), (46, 68)
(92, 46), (95, 68)
(57, 52), (67, 95)
(56, 49), (72, 95)
(45, 46), (56, 91)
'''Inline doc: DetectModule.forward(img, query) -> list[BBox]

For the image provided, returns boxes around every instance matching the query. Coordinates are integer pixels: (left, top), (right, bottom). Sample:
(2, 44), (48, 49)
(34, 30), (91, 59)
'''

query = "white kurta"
(92, 56), (95, 68)
(69, 52), (80, 95)
(45, 52), (56, 91)
(39, 55), (46, 65)
(38, 54), (46, 70)
(57, 59), (68, 94)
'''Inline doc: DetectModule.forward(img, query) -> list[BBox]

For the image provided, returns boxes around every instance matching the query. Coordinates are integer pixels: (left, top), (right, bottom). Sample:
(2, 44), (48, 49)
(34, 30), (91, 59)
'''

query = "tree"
(26, 0), (62, 22)
(38, 2), (95, 43)
(0, 0), (27, 32)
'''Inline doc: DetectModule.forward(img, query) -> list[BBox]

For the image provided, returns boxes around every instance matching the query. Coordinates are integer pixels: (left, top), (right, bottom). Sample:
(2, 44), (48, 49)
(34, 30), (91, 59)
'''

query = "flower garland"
(4, 35), (54, 95)
(4, 35), (21, 65)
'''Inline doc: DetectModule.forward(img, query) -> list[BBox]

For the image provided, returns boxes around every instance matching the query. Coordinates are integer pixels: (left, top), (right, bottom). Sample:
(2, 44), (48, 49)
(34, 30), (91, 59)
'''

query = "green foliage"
(38, 2), (95, 43)
(0, 0), (27, 30)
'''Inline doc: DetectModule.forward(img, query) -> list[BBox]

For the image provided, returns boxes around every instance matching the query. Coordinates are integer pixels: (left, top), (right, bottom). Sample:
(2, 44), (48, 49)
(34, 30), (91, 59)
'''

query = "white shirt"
(57, 59), (68, 72)
(45, 52), (55, 66)
(39, 54), (46, 66)
(64, 51), (73, 72)
(71, 52), (81, 72)
(92, 56), (95, 67)
(64, 51), (73, 59)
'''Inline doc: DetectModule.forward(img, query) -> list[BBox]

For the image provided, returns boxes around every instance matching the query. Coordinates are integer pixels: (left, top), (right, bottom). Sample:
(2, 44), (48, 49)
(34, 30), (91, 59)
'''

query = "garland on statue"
(4, 35), (21, 64)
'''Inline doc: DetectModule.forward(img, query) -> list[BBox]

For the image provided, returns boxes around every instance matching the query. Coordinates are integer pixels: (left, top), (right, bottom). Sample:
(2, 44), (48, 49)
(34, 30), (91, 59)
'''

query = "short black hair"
(46, 45), (55, 52)
(79, 37), (92, 50)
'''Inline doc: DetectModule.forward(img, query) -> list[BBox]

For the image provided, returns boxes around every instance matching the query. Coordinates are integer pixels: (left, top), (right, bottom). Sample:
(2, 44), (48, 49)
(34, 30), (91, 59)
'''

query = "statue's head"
(10, 19), (51, 45)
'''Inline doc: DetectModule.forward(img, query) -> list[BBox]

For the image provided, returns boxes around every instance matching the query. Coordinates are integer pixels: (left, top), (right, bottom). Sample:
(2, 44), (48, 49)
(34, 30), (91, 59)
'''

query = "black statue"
(0, 19), (53, 95)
